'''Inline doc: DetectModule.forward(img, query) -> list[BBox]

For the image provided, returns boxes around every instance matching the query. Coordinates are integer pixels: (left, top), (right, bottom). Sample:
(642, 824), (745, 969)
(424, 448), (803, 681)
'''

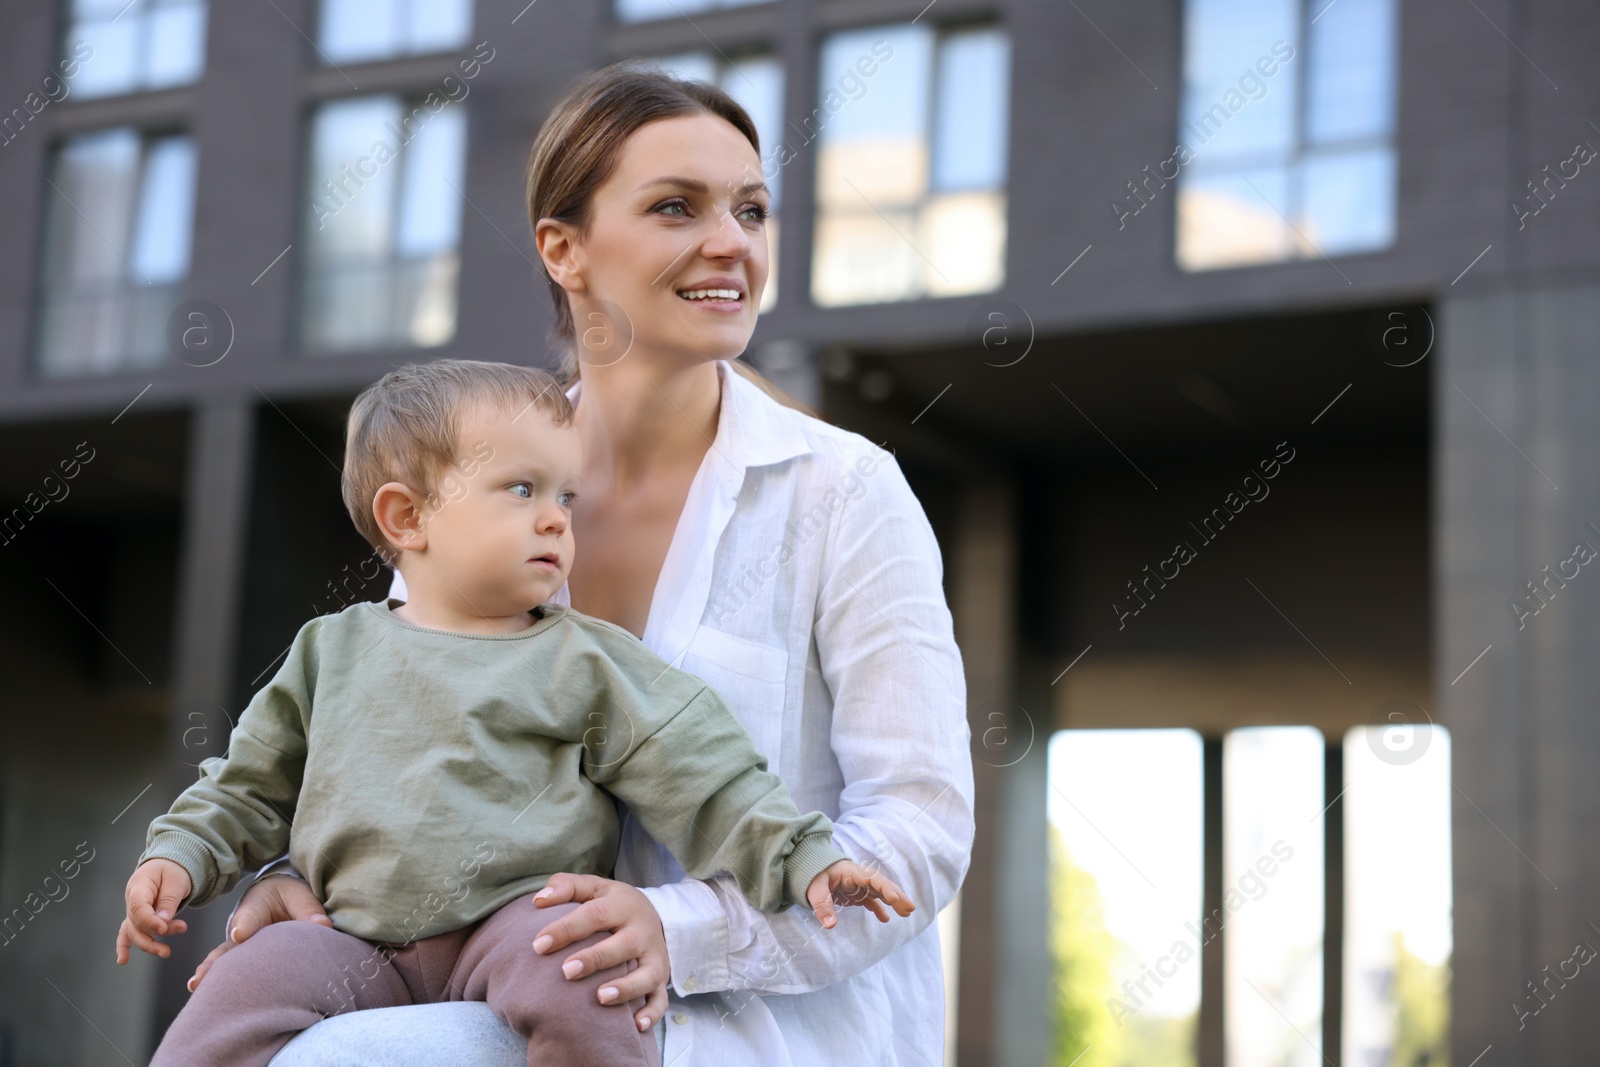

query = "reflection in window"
(1225, 726), (1324, 1067)
(301, 95), (466, 352)
(617, 0), (766, 23)
(652, 52), (785, 313)
(37, 129), (198, 377)
(68, 0), (207, 99)
(1175, 0), (1397, 270)
(812, 23), (1009, 307)
(318, 0), (473, 64)
(1343, 724), (1451, 1066)
(1048, 730), (1202, 1067)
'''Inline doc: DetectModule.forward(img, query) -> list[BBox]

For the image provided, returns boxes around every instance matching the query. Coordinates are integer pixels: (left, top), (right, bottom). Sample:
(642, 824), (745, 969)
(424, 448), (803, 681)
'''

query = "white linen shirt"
(392, 358), (975, 1066)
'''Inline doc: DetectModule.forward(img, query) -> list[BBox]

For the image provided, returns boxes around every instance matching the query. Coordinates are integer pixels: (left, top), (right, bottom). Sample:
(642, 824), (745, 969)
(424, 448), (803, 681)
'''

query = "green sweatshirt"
(138, 600), (846, 943)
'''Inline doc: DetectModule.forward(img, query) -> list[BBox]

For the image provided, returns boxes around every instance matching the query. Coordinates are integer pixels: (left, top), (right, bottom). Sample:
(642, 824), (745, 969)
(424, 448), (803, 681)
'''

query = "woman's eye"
(509, 483), (531, 498)
(740, 204), (770, 223)
(656, 198), (689, 217)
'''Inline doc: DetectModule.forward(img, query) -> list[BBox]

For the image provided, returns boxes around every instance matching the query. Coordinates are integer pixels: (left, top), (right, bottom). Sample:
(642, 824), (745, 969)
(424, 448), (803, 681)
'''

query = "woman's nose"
(701, 208), (752, 258)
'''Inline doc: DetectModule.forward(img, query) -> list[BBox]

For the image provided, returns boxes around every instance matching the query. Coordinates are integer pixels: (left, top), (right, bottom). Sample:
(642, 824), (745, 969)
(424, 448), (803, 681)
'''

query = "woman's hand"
(531, 873), (670, 1032)
(187, 874), (333, 992)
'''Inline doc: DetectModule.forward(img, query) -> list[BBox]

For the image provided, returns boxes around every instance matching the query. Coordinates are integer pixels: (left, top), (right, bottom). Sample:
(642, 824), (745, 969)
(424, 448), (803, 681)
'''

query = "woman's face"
(560, 113), (771, 368)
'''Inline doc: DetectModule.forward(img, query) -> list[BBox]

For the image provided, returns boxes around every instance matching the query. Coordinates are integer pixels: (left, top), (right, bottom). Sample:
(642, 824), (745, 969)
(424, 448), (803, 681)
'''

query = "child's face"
(412, 402), (581, 616)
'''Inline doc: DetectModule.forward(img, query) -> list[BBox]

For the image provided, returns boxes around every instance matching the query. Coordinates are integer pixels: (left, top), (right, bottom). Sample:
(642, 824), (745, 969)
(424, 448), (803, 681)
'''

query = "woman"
(194, 61), (974, 1066)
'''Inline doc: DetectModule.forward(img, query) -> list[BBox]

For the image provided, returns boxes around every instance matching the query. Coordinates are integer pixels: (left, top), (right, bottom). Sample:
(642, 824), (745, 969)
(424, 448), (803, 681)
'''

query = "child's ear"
(372, 482), (429, 554)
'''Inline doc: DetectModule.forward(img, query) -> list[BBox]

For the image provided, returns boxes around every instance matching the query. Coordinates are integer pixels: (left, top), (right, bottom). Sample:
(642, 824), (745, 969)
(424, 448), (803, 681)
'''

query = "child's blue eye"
(510, 483), (531, 498)
(558, 491), (575, 507)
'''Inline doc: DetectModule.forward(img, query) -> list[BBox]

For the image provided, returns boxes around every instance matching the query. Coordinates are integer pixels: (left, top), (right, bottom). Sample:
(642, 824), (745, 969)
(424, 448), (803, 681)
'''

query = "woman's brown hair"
(525, 59), (821, 419)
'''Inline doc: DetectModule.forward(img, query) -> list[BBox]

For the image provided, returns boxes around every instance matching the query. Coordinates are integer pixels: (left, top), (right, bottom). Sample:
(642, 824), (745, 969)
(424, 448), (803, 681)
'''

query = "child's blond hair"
(342, 359), (573, 552)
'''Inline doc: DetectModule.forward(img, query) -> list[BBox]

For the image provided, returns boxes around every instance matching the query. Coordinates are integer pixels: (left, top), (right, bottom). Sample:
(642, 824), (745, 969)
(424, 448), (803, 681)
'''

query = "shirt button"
(683, 976), (698, 992)
(672, 1013), (690, 1025)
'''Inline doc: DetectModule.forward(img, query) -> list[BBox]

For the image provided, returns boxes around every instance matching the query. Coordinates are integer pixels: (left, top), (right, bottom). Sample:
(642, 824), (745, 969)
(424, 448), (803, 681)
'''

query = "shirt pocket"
(681, 624), (791, 778)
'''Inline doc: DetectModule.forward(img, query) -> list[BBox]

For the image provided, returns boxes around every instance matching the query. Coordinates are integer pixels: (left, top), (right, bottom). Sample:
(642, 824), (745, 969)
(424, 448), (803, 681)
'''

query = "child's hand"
(805, 859), (916, 930)
(117, 859), (193, 964)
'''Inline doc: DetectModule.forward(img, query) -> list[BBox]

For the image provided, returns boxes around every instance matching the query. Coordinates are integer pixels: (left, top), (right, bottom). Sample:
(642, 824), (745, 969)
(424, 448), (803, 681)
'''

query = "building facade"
(0, 0), (1596, 1063)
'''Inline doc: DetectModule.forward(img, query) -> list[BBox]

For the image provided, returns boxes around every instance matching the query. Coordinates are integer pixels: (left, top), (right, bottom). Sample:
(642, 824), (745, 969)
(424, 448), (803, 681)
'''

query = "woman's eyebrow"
(634, 175), (768, 196)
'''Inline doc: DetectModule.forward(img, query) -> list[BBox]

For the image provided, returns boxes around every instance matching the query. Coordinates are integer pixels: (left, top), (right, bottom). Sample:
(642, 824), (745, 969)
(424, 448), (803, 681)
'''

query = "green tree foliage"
(1050, 827), (1123, 1067)
(1050, 826), (1198, 1067)
(1390, 932), (1450, 1067)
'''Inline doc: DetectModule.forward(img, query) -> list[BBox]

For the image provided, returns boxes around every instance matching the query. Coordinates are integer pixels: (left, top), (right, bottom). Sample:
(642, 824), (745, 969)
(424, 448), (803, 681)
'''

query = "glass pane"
(407, 0), (472, 53)
(72, 0), (132, 16)
(653, 51), (718, 85)
(306, 95), (403, 261)
(1343, 724), (1451, 1067)
(1179, 0), (1298, 164)
(1306, 0), (1396, 144)
(305, 262), (391, 350)
(1224, 726), (1325, 1067)
(131, 136), (198, 283)
(319, 0), (398, 64)
(1047, 730), (1203, 1067)
(51, 129), (141, 285)
(146, 0), (208, 89)
(617, 0), (709, 22)
(396, 104), (467, 256)
(1176, 164), (1292, 270)
(758, 216), (778, 313)
(71, 18), (139, 98)
(811, 209), (919, 307)
(920, 191), (1005, 297)
(720, 55), (785, 206)
(401, 253), (459, 346)
(815, 24), (931, 208)
(932, 28), (1010, 191)
(39, 294), (125, 377)
(1299, 147), (1396, 255)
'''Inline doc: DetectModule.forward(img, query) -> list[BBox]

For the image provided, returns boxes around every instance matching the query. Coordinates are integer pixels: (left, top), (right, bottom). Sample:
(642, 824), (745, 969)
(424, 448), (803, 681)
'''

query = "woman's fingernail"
(157, 909), (171, 921)
(186, 977), (196, 992)
(562, 959), (584, 979)
(599, 986), (619, 1003)
(532, 935), (552, 953)
(534, 887), (554, 900)
(639, 1017), (651, 1031)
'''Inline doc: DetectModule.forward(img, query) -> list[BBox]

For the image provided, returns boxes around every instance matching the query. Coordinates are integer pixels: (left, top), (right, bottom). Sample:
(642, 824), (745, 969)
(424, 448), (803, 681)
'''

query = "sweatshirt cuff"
(782, 833), (849, 910)
(139, 833), (217, 910)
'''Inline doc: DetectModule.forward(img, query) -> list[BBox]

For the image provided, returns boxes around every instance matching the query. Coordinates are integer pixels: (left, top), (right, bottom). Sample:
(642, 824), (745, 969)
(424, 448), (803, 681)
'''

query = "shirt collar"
(565, 359), (812, 474)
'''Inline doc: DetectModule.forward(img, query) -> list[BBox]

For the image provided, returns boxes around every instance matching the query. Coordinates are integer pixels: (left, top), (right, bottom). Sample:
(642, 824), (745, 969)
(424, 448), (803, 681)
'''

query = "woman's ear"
(372, 481), (429, 555)
(534, 217), (586, 294)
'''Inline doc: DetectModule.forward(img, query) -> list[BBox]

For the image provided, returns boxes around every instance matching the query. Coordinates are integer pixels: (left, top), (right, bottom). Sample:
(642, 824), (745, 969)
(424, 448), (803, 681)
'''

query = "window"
(812, 23), (1009, 307)
(67, 0), (207, 99)
(1174, 0), (1397, 271)
(1048, 730), (1204, 1067)
(616, 0), (766, 23)
(1224, 727), (1324, 1067)
(301, 95), (466, 352)
(36, 128), (198, 377)
(1342, 723), (1451, 1066)
(318, 0), (473, 64)
(1048, 723), (1451, 1067)
(653, 52), (785, 313)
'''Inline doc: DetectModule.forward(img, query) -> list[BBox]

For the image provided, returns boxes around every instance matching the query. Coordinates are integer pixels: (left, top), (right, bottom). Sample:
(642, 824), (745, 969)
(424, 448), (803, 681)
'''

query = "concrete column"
(950, 478), (1029, 1066)
(1439, 277), (1600, 1066)
(151, 396), (255, 1041)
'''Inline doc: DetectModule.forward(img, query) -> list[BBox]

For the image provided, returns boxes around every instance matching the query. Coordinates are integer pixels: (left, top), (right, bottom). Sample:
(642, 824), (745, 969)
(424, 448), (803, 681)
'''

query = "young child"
(116, 359), (913, 1067)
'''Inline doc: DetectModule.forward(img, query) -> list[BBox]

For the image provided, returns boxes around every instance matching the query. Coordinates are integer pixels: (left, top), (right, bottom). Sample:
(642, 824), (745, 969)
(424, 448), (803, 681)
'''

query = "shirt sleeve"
(592, 681), (848, 912)
(640, 447), (975, 997)
(137, 622), (317, 910)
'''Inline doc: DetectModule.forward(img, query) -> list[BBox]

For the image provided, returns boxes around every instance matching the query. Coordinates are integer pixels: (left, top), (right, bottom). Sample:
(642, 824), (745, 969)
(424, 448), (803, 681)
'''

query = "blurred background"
(0, 0), (1594, 1063)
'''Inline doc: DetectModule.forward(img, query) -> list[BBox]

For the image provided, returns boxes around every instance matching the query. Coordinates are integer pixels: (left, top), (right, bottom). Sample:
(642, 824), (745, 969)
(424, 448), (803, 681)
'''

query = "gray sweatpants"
(149, 896), (661, 1067)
